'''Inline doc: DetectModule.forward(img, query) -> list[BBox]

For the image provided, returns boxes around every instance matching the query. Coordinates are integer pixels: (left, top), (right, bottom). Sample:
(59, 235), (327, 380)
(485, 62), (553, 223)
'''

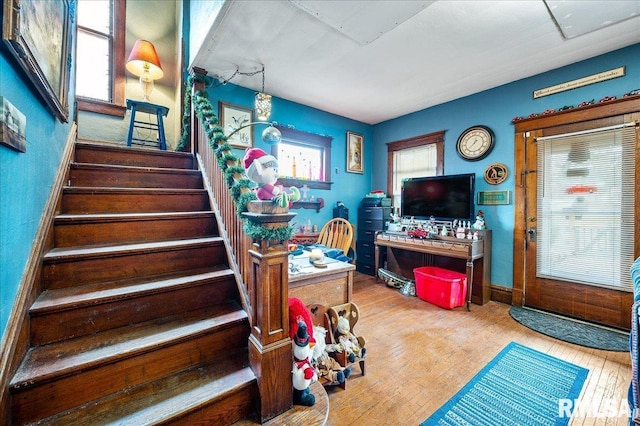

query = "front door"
(520, 123), (636, 330)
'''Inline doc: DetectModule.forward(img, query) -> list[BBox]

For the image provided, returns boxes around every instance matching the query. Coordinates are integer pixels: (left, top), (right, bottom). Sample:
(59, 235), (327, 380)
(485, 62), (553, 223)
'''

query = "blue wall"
(209, 83), (373, 234)
(0, 24), (77, 340)
(373, 44), (640, 288)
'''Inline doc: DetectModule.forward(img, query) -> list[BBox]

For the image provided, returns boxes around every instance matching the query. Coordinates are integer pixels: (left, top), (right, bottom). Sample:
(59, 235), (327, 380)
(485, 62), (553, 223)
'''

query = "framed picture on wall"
(346, 131), (364, 174)
(219, 101), (254, 149)
(2, 0), (72, 122)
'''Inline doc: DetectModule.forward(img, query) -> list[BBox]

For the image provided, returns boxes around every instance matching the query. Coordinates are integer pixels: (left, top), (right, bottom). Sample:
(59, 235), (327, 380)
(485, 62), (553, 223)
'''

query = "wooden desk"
(288, 252), (355, 307)
(374, 231), (491, 309)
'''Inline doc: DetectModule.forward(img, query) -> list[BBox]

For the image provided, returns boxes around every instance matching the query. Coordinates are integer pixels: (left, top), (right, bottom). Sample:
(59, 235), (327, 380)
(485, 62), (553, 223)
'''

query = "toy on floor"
(289, 297), (317, 406)
(312, 325), (350, 386)
(335, 315), (366, 363)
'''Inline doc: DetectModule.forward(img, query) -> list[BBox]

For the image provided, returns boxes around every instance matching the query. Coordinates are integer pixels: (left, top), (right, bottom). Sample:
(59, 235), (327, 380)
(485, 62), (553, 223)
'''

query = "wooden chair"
(317, 218), (354, 256)
(307, 303), (347, 389)
(327, 302), (366, 376)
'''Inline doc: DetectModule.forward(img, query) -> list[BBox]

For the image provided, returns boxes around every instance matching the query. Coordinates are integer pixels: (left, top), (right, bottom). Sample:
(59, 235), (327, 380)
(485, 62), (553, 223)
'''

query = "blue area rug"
(421, 342), (589, 426)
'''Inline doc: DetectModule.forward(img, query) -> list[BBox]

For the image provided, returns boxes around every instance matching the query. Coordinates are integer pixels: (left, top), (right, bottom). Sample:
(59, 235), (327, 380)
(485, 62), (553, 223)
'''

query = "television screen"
(401, 173), (475, 221)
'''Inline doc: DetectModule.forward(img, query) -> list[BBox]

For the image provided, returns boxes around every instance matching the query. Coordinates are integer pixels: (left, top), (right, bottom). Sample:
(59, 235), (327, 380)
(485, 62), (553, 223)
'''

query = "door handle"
(527, 228), (537, 242)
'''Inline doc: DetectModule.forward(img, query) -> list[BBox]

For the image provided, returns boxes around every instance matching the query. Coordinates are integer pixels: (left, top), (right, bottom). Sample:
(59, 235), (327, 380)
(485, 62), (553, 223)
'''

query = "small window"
(76, 0), (126, 117)
(271, 126), (333, 190)
(387, 131), (444, 211)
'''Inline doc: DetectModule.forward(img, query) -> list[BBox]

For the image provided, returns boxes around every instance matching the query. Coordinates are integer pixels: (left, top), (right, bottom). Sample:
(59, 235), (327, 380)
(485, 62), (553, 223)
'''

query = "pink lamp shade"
(125, 39), (164, 80)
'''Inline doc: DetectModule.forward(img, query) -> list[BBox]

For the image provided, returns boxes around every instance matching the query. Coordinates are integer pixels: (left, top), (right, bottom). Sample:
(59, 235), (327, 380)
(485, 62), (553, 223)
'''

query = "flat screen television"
(401, 173), (475, 221)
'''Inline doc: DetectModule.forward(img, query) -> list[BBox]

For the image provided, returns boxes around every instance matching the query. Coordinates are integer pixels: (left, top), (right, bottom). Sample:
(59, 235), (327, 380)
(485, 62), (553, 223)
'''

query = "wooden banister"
(190, 68), (293, 422)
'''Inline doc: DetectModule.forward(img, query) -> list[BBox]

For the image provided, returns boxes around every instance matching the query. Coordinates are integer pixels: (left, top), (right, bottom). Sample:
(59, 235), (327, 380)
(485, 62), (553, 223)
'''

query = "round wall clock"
(484, 163), (508, 185)
(456, 125), (495, 161)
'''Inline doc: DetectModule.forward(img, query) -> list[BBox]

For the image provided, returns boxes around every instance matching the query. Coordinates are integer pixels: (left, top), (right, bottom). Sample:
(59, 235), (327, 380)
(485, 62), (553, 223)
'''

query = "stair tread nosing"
(41, 358), (256, 425)
(32, 267), (234, 313)
(54, 211), (214, 224)
(11, 302), (248, 389)
(70, 162), (202, 176)
(43, 236), (223, 262)
(63, 186), (207, 195)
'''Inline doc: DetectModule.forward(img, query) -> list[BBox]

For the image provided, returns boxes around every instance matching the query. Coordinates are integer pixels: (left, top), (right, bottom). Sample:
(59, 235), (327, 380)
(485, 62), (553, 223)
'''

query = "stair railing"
(189, 68), (294, 422)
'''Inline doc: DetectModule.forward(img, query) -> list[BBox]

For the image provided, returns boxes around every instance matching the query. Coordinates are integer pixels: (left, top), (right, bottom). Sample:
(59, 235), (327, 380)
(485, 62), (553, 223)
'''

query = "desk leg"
(374, 245), (380, 282)
(466, 260), (474, 311)
(126, 104), (137, 147)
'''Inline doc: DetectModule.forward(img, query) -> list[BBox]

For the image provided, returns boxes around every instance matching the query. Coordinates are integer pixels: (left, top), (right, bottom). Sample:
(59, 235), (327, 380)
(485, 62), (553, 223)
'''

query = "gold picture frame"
(219, 101), (254, 149)
(2, 0), (71, 122)
(346, 131), (364, 174)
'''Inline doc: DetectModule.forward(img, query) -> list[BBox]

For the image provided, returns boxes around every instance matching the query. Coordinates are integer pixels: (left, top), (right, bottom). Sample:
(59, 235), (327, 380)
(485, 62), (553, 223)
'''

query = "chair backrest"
(327, 302), (361, 339)
(307, 303), (332, 344)
(317, 218), (354, 255)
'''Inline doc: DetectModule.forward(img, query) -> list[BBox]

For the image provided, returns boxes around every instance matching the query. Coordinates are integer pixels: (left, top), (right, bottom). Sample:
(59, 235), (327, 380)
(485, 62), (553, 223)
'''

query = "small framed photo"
(0, 97), (27, 152)
(219, 101), (254, 149)
(346, 131), (364, 174)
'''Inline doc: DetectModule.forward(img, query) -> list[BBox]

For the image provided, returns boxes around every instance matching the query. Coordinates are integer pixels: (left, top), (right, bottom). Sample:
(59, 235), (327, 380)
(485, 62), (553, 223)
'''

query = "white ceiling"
(192, 0), (640, 125)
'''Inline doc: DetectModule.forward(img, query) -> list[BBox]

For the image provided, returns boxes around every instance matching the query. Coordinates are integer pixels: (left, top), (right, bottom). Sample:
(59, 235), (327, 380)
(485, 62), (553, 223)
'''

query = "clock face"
(456, 126), (495, 161)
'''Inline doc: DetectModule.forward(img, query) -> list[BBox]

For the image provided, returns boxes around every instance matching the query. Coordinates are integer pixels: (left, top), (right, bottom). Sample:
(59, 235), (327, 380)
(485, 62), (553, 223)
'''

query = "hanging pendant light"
(255, 65), (272, 121)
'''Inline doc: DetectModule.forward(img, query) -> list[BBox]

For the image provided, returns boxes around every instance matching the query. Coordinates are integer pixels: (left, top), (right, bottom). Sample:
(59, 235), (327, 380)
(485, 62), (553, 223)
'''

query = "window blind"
(392, 144), (437, 210)
(536, 123), (636, 292)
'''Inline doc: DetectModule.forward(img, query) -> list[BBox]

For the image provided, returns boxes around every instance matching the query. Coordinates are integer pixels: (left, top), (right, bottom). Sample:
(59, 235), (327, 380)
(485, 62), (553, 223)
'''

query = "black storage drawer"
(356, 204), (391, 276)
(358, 218), (385, 232)
(356, 262), (376, 275)
(358, 207), (391, 221)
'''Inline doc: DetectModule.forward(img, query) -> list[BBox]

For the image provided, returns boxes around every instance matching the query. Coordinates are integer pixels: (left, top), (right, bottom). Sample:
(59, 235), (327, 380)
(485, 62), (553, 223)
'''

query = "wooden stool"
(126, 99), (169, 150)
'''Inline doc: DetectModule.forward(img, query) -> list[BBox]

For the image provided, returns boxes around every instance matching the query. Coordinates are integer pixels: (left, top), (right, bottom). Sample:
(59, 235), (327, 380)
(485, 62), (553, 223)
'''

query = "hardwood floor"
(325, 272), (632, 425)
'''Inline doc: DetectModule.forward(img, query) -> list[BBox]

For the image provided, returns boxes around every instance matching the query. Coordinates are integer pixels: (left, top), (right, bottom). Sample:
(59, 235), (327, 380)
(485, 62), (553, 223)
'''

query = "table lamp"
(126, 39), (164, 102)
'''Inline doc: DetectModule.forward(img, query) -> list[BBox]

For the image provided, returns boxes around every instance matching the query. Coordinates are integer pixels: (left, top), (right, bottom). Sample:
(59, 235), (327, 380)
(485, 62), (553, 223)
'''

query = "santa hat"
(243, 148), (277, 183)
(288, 297), (315, 344)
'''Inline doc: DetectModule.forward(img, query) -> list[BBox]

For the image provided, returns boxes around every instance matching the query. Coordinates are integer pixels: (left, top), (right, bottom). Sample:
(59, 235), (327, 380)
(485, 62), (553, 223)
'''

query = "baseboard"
(0, 123), (77, 423)
(490, 284), (513, 305)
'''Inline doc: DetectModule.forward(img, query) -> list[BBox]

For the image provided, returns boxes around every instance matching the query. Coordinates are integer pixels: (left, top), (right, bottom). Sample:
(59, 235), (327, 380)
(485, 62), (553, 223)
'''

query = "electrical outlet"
(335, 167), (339, 174)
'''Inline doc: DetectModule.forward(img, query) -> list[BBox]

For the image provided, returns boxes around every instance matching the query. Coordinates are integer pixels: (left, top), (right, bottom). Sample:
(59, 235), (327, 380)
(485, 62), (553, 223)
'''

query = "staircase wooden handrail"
(190, 68), (293, 422)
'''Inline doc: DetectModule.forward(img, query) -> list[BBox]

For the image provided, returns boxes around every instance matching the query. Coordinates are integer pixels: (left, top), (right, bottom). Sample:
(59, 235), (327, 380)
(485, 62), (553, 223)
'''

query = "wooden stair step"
(42, 237), (227, 289)
(69, 162), (204, 189)
(10, 304), (250, 424)
(75, 141), (195, 169)
(36, 355), (257, 425)
(61, 186), (211, 214)
(30, 267), (237, 346)
(53, 211), (218, 248)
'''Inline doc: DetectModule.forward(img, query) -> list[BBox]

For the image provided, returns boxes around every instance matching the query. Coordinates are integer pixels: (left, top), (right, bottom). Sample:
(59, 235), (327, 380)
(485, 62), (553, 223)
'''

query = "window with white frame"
(387, 131), (444, 212)
(76, 0), (126, 116)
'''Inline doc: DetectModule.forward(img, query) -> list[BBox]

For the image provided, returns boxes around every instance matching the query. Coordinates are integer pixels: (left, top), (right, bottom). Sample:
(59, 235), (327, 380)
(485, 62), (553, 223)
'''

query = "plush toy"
(242, 148), (300, 206)
(312, 325), (350, 386)
(289, 297), (317, 406)
(335, 315), (366, 363)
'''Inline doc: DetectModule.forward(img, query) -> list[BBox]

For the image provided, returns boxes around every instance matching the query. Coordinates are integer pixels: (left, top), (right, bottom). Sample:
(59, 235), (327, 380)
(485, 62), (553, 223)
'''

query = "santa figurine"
(242, 147), (300, 205)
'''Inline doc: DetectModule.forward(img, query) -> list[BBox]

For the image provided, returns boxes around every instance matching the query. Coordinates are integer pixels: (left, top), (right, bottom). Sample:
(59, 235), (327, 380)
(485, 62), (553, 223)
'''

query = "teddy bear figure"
(242, 147), (300, 206)
(335, 315), (366, 363)
(312, 325), (351, 386)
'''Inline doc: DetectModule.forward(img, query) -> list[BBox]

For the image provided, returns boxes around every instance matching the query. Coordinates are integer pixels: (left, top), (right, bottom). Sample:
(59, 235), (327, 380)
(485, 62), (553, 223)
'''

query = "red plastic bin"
(413, 266), (467, 309)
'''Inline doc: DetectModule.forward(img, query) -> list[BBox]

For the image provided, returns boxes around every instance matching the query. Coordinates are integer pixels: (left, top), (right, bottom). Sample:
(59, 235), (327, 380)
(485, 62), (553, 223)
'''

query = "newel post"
(242, 203), (296, 422)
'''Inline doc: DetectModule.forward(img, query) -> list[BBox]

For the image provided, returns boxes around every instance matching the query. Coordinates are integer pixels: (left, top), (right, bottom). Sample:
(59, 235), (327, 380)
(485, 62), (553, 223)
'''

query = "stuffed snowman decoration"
(288, 297), (317, 406)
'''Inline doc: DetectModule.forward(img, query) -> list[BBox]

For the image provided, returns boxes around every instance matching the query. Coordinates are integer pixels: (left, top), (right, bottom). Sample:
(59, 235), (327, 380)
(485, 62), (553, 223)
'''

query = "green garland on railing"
(179, 74), (295, 241)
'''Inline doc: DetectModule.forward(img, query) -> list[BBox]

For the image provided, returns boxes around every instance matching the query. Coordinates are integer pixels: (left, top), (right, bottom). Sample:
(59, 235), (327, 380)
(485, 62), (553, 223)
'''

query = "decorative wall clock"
(484, 163), (508, 185)
(456, 125), (495, 161)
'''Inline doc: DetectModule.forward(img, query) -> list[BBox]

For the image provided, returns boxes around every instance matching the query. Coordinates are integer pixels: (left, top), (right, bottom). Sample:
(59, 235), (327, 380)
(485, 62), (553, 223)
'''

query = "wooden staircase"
(8, 142), (259, 425)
